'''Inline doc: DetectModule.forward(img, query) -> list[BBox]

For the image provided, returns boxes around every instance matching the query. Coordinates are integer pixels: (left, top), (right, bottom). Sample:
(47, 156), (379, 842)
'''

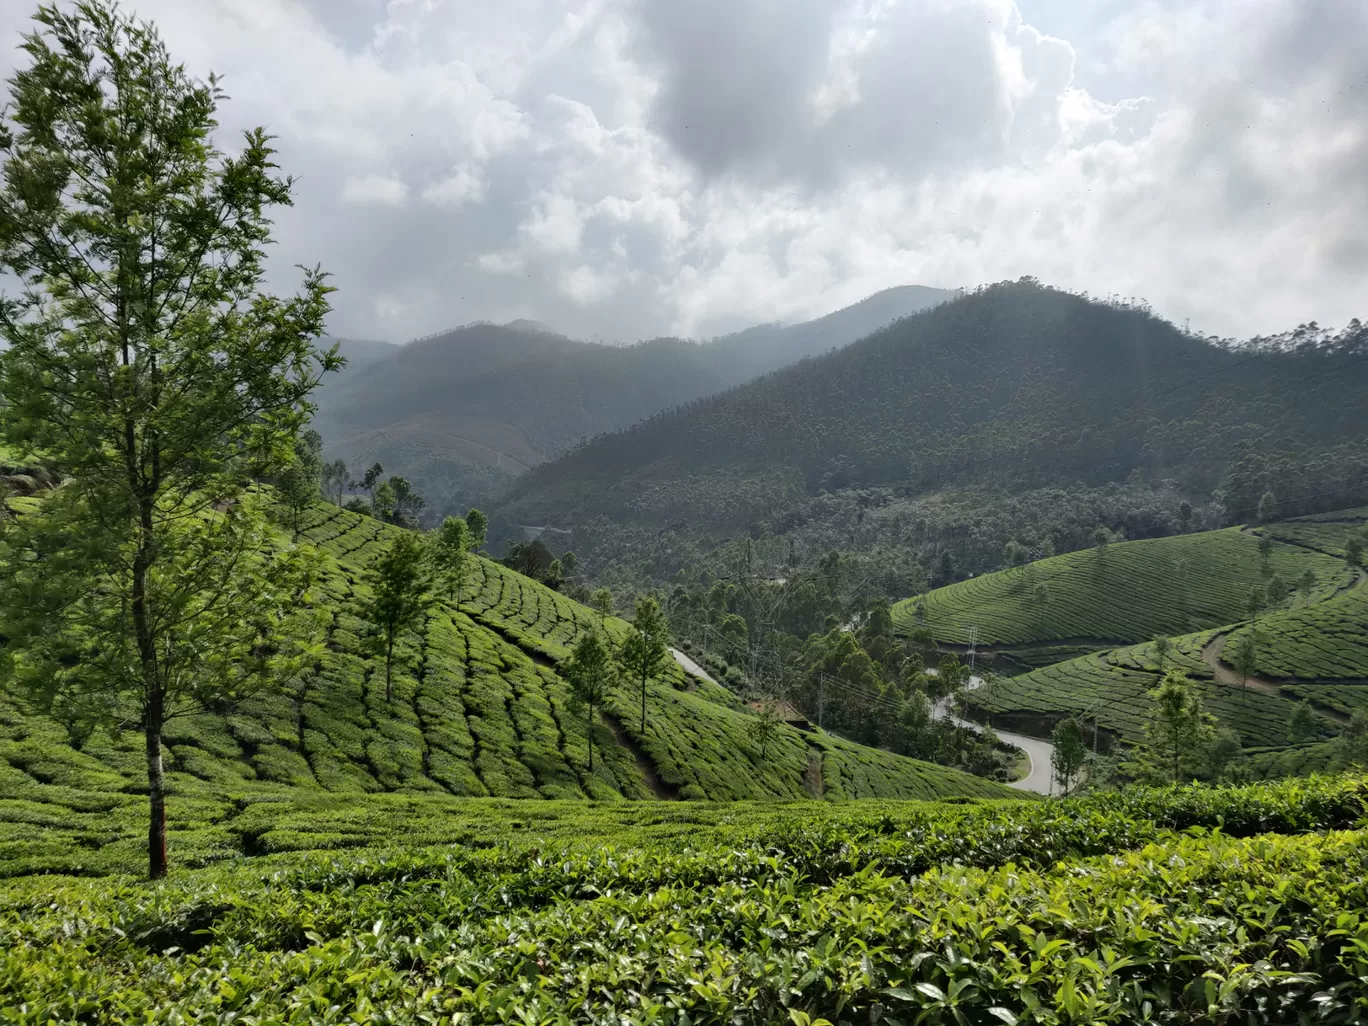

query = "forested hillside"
(314, 287), (953, 514)
(494, 281), (1368, 587)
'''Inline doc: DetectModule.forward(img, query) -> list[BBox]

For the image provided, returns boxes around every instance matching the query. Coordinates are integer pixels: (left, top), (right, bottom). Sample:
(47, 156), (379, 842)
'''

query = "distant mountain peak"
(504, 318), (562, 336)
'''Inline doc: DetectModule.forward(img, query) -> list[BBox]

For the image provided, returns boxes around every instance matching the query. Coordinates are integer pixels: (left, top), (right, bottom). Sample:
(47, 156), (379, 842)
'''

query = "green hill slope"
(0, 504), (1017, 874)
(494, 283), (1368, 538)
(893, 526), (1354, 654)
(974, 629), (1342, 747)
(927, 510), (1367, 754)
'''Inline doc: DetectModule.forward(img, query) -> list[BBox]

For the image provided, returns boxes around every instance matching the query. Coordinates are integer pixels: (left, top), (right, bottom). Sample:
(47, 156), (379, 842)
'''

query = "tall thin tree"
(0, 2), (337, 878)
(361, 531), (433, 702)
(618, 595), (671, 734)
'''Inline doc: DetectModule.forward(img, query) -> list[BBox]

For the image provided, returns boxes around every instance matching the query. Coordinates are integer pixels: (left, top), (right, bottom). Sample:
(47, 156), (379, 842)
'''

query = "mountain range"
(313, 285), (956, 510)
(489, 280), (1368, 582)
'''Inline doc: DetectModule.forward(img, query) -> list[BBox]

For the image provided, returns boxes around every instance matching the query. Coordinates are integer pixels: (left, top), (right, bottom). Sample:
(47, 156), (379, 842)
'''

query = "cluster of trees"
(358, 509), (486, 699)
(660, 556), (1015, 780)
(500, 537), (578, 592)
(273, 445), (432, 533)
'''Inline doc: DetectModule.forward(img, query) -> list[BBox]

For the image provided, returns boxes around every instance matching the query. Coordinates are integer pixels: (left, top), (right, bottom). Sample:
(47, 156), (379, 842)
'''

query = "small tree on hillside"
(563, 630), (615, 771)
(1003, 540), (1029, 580)
(1258, 533), (1274, 565)
(1229, 630), (1258, 700)
(1133, 671), (1216, 784)
(362, 531), (433, 702)
(1152, 634), (1171, 673)
(430, 515), (472, 606)
(749, 698), (782, 763)
(0, 1), (336, 878)
(1051, 716), (1088, 796)
(1265, 574), (1289, 610)
(618, 595), (671, 734)
(1337, 709), (1368, 768)
(1288, 701), (1318, 744)
(389, 476), (424, 527)
(1298, 569), (1316, 604)
(323, 459), (349, 506)
(464, 508), (488, 552)
(1347, 536), (1364, 569)
(362, 463), (385, 510)
(1178, 500), (1194, 533)
(1257, 490), (1277, 524)
(276, 428), (323, 541)
(591, 587), (614, 625)
(1246, 585), (1265, 621)
(372, 479), (396, 523)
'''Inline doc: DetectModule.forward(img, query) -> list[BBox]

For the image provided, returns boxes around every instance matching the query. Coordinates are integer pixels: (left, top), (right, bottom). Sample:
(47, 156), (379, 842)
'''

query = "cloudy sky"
(3, 0), (1364, 343)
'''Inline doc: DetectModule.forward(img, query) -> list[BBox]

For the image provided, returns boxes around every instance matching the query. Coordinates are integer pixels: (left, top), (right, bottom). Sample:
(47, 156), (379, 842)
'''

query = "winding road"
(672, 650), (1057, 795)
(671, 648), (719, 687)
(934, 675), (1056, 795)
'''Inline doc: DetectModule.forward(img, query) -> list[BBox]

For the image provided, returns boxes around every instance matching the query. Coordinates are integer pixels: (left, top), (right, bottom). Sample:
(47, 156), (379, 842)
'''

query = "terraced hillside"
(975, 631), (1341, 747)
(959, 510), (1368, 754)
(893, 527), (1352, 653)
(0, 504), (1016, 874)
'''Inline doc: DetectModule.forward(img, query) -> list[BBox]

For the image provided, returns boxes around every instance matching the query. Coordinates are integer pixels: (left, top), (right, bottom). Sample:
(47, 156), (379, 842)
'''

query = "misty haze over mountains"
(314, 285), (957, 512)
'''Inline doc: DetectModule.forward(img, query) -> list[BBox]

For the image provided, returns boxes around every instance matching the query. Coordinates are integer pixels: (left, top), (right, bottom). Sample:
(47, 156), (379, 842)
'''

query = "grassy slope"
(962, 512), (1368, 749)
(976, 630), (1340, 747)
(893, 526), (1352, 648)
(0, 504), (1018, 875)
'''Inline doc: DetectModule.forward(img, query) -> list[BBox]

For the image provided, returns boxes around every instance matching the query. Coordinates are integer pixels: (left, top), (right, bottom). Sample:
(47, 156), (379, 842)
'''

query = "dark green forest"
(493, 280), (1368, 588)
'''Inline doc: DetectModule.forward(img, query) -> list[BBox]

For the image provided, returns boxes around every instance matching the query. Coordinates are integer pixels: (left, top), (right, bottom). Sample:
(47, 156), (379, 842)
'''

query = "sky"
(2, 0), (1364, 344)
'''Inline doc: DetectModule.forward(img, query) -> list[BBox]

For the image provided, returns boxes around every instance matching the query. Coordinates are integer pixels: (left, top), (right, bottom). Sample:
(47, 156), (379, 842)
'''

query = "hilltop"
(491, 281), (1368, 586)
(313, 287), (954, 513)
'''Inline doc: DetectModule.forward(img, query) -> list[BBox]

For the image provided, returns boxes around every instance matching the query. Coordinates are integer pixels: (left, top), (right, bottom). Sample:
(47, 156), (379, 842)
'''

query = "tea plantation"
(893, 526), (1353, 648)
(1224, 584), (1368, 682)
(2, 776), (1366, 1023)
(0, 504), (1016, 876)
(973, 631), (1342, 747)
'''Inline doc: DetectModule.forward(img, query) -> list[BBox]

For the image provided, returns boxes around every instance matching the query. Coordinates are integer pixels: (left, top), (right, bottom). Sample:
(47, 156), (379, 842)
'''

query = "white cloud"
(422, 165), (486, 207)
(0, 0), (1363, 344)
(341, 174), (408, 206)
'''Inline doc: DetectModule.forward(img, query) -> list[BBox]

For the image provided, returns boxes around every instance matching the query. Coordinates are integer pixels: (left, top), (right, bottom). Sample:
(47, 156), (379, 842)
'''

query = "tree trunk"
(145, 717), (168, 879)
(131, 494), (168, 878)
(385, 635), (395, 703)
(587, 703), (594, 771)
(640, 670), (647, 735)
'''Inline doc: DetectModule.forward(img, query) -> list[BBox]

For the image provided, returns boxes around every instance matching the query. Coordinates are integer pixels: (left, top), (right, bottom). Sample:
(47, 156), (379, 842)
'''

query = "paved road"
(671, 648), (720, 687)
(934, 676), (1056, 796)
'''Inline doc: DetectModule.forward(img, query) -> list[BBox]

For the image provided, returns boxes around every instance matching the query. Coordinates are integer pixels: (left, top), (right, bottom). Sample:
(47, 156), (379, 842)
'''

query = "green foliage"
(274, 429), (323, 540)
(1130, 672), (1217, 784)
(361, 532), (433, 702)
(618, 596), (672, 734)
(0, 0), (336, 877)
(561, 631), (615, 771)
(1050, 716), (1088, 795)
(464, 508), (488, 551)
(3, 778), (1368, 1021)
(429, 515), (471, 605)
(893, 527), (1350, 648)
